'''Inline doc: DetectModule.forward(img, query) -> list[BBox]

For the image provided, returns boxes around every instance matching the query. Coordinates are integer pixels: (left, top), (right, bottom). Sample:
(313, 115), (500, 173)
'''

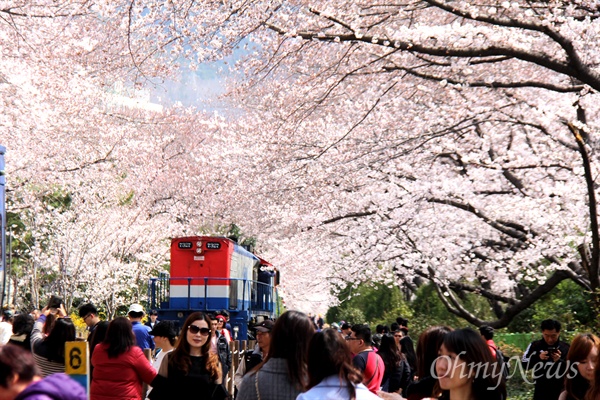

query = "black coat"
(522, 339), (570, 400)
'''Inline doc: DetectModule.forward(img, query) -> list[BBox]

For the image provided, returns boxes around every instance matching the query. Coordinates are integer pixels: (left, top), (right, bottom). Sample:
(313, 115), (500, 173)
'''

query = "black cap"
(149, 309), (158, 316)
(150, 321), (177, 338)
(479, 325), (494, 335)
(254, 320), (274, 332)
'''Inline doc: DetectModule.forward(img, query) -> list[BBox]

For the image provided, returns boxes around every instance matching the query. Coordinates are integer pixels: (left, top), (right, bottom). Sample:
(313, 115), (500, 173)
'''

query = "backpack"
(494, 347), (509, 380)
(245, 349), (263, 372)
(217, 335), (230, 364)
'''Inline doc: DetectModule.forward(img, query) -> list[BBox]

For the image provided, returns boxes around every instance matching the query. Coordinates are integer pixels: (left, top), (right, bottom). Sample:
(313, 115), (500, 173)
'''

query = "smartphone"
(48, 295), (63, 310)
(547, 346), (557, 355)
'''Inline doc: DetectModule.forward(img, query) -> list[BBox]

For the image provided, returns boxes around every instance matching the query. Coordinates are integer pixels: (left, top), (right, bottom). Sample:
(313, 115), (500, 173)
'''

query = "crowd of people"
(1, 304), (600, 400)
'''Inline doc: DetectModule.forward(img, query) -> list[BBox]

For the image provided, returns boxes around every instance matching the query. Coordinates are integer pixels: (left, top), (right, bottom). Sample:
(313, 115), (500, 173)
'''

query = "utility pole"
(0, 145), (6, 310)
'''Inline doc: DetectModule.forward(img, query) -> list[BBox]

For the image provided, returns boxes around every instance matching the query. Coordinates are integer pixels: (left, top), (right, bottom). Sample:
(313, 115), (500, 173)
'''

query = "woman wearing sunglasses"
(149, 312), (227, 400)
(215, 315), (231, 342)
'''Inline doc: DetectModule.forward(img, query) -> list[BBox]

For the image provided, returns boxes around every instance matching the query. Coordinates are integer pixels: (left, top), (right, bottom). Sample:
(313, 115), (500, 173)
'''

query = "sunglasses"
(188, 325), (211, 335)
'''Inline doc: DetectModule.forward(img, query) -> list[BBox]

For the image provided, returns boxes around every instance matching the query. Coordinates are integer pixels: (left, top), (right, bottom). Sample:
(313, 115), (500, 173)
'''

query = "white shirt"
(0, 321), (12, 345)
(153, 348), (173, 371)
(296, 375), (381, 400)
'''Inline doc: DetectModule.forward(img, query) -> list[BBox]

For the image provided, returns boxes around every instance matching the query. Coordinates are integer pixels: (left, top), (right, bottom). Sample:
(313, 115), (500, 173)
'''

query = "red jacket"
(91, 343), (157, 400)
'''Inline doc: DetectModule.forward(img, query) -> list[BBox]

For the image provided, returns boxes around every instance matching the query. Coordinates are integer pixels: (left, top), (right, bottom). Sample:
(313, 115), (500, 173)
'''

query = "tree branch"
(568, 121), (600, 289)
(57, 145), (117, 173)
(432, 268), (583, 328)
(382, 64), (584, 93)
(447, 281), (517, 305)
(427, 197), (537, 240)
(265, 24), (584, 89)
(422, 0), (600, 90)
(321, 211), (377, 225)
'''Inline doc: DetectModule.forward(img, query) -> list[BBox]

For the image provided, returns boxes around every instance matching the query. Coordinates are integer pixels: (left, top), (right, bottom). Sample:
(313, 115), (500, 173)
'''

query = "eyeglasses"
(394, 334), (402, 338)
(83, 314), (92, 321)
(345, 336), (360, 341)
(188, 325), (211, 335)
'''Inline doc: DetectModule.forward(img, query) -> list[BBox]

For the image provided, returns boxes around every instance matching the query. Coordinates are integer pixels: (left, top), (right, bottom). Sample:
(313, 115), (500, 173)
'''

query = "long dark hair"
(378, 334), (403, 373)
(102, 317), (135, 358)
(416, 325), (452, 380)
(44, 317), (76, 362)
(261, 310), (314, 391)
(42, 313), (56, 336)
(170, 312), (220, 381)
(439, 328), (506, 400)
(306, 329), (362, 398)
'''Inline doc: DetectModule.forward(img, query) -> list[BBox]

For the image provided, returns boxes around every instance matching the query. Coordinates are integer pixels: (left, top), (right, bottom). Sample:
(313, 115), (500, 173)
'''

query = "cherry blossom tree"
(4, 0), (600, 326)
(0, 1), (242, 312)
(210, 0), (600, 325)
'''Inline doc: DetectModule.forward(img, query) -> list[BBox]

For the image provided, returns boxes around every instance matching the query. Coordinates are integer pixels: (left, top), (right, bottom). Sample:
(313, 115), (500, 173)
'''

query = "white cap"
(128, 304), (144, 314)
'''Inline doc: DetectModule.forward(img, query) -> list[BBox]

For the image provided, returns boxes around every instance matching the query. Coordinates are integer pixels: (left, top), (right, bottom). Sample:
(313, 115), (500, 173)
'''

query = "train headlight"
(196, 241), (203, 253)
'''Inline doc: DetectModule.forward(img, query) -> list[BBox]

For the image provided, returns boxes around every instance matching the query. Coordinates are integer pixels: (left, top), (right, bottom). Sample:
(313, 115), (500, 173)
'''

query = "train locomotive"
(148, 236), (279, 340)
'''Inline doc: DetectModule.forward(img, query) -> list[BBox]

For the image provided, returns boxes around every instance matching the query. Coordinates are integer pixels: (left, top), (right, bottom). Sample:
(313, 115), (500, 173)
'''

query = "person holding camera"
(521, 319), (570, 400)
(30, 299), (76, 377)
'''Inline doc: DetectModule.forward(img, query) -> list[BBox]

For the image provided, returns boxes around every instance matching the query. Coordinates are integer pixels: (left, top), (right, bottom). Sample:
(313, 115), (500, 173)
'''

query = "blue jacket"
(132, 321), (155, 350)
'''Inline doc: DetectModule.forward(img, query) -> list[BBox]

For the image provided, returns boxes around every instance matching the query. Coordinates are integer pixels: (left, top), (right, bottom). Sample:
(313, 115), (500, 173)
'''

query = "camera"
(547, 346), (558, 355)
(47, 295), (63, 310)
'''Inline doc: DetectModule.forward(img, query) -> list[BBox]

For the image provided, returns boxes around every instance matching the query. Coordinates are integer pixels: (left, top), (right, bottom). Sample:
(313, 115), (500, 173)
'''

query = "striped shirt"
(30, 319), (66, 377)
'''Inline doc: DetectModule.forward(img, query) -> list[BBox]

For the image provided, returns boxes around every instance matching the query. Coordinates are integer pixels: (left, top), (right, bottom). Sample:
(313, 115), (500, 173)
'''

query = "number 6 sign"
(65, 342), (89, 395)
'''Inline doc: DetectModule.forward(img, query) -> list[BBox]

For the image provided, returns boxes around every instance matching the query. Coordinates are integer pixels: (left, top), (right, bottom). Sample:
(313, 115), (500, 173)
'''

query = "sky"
(152, 64), (227, 109)
(149, 39), (254, 113)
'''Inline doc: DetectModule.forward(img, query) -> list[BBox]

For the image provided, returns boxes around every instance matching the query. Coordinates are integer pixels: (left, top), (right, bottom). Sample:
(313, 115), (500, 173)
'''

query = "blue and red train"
(148, 236), (279, 340)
